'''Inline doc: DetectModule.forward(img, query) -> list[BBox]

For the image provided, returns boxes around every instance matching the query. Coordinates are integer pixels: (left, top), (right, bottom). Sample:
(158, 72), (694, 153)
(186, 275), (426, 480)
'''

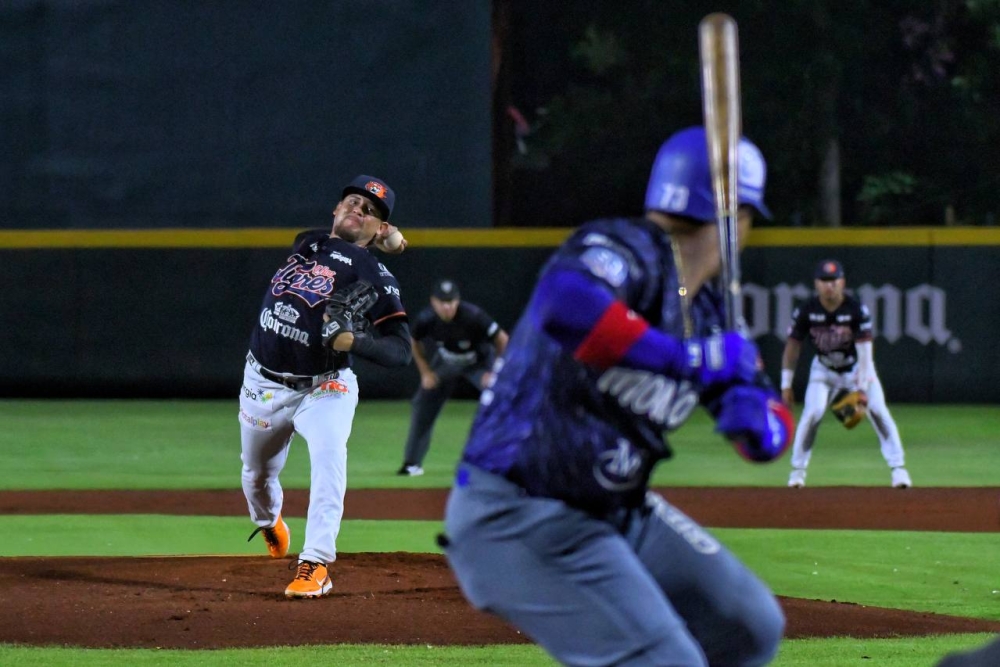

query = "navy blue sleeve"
(352, 318), (412, 367)
(359, 258), (407, 326)
(292, 229), (328, 253)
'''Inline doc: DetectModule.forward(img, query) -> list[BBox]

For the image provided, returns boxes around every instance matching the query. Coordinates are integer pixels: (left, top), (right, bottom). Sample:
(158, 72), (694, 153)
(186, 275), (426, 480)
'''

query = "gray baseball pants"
(443, 465), (784, 667)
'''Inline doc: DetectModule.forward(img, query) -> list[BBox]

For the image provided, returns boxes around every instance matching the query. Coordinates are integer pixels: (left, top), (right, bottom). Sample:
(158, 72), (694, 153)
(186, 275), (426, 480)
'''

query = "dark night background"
(4, 1), (1000, 231)
(3, 1), (999, 400)
(493, 0), (1000, 229)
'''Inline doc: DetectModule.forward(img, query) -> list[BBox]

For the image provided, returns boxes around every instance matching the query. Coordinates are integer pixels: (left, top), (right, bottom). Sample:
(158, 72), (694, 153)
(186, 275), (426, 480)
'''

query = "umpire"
(398, 279), (508, 476)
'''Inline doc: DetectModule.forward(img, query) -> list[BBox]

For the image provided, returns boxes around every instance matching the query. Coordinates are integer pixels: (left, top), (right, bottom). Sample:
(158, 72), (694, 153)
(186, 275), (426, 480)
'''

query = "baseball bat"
(699, 13), (743, 329)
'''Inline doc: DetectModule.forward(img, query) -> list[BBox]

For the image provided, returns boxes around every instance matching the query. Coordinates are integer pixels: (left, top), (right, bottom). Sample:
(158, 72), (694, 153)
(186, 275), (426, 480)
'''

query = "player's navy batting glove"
(715, 385), (794, 462)
(686, 332), (760, 389)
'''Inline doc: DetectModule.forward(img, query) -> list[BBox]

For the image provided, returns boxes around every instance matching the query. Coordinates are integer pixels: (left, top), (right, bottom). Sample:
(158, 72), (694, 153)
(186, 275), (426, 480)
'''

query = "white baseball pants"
(789, 357), (905, 471)
(238, 362), (359, 565)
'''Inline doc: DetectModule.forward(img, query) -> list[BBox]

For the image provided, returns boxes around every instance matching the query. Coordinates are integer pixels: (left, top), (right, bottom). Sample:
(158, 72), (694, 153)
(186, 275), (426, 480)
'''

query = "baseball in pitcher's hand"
(374, 224), (407, 254)
(420, 371), (439, 390)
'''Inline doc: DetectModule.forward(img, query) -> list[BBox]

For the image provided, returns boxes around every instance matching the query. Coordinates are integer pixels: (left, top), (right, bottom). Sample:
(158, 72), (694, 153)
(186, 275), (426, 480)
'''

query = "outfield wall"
(1, 227), (997, 402)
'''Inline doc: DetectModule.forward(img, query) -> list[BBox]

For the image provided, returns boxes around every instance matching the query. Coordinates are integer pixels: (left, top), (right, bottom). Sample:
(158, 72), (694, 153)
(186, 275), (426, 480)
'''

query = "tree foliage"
(499, 0), (1000, 227)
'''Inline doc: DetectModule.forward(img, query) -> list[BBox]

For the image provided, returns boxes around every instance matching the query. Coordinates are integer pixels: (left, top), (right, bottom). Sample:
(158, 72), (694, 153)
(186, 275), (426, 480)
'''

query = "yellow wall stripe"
(1, 226), (999, 249)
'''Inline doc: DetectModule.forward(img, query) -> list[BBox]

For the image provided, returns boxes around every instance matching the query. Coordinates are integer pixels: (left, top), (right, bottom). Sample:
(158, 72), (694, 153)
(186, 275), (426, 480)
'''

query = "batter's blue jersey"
(461, 217), (726, 515)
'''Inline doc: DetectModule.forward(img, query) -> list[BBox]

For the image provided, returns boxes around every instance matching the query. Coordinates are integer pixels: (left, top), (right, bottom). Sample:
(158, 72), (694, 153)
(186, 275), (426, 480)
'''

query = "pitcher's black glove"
(321, 280), (379, 347)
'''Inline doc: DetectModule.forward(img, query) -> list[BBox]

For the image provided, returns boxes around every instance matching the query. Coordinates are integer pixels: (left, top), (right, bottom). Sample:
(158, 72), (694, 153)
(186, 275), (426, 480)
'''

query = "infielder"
(241, 175), (411, 598)
(442, 127), (792, 666)
(782, 260), (911, 489)
(398, 278), (509, 476)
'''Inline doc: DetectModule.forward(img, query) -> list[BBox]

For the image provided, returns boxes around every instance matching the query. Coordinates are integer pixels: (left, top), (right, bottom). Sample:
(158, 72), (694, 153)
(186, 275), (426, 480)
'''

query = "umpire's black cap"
(342, 175), (394, 220)
(432, 279), (460, 301)
(815, 259), (845, 280)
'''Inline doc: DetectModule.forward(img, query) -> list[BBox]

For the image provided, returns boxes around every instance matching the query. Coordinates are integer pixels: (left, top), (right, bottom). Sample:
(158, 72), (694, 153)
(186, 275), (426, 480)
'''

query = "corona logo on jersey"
(273, 302), (301, 324)
(259, 307), (310, 346)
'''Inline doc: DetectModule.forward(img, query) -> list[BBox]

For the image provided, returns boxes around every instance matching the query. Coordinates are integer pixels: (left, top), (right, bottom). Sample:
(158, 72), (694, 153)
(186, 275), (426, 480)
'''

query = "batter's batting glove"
(685, 332), (760, 389)
(715, 385), (794, 463)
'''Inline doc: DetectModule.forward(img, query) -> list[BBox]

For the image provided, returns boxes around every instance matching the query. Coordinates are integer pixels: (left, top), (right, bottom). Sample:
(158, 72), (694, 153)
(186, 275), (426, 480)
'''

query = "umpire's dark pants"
(402, 358), (489, 467)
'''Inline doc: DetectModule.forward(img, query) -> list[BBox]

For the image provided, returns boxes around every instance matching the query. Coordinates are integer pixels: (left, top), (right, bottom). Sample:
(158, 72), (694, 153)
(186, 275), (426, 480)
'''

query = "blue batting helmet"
(644, 126), (771, 222)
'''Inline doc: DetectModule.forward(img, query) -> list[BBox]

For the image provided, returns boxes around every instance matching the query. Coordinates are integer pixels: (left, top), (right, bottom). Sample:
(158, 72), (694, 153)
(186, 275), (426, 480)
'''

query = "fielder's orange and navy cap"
(343, 175), (395, 220)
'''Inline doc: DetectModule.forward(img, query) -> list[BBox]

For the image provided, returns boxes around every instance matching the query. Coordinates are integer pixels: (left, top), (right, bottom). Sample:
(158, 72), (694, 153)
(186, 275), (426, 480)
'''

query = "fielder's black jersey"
(787, 293), (872, 372)
(461, 217), (726, 515)
(411, 302), (500, 368)
(249, 230), (406, 376)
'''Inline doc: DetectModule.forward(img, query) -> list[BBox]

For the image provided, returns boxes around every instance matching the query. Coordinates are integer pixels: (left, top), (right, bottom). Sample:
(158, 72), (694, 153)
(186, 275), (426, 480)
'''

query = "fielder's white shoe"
(788, 469), (807, 488)
(891, 467), (912, 489)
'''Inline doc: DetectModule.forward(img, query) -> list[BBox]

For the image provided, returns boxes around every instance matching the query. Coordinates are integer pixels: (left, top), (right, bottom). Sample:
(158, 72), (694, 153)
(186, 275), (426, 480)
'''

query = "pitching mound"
(3, 552), (1000, 649)
(2, 486), (998, 649)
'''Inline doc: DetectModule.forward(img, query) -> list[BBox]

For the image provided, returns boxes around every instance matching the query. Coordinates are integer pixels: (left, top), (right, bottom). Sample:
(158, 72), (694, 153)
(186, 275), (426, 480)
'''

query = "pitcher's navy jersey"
(249, 230), (406, 376)
(460, 217), (725, 514)
(411, 302), (500, 368)
(787, 294), (872, 372)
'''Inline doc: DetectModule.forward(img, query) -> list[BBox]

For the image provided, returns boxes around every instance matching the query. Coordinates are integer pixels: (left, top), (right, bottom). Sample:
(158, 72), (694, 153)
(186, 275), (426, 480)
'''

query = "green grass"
(721, 528), (1000, 619)
(0, 635), (996, 666)
(0, 516), (444, 557)
(0, 643), (557, 666)
(2, 399), (999, 666)
(1, 400), (997, 489)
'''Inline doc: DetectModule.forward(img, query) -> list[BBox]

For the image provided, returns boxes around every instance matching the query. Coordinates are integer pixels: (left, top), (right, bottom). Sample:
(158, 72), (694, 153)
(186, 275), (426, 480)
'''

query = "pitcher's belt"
(246, 352), (338, 390)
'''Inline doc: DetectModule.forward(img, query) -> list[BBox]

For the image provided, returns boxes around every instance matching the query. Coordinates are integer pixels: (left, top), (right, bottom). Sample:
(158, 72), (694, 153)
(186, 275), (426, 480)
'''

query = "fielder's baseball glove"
(830, 389), (867, 429)
(321, 280), (379, 346)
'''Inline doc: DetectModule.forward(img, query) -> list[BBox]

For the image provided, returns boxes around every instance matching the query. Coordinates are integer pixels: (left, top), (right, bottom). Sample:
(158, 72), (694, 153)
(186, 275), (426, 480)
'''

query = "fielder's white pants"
(238, 362), (359, 565)
(789, 357), (905, 471)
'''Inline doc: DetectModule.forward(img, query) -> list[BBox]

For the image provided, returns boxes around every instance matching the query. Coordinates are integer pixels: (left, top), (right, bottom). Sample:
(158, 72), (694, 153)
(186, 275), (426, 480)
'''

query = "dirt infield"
(2, 486), (998, 649)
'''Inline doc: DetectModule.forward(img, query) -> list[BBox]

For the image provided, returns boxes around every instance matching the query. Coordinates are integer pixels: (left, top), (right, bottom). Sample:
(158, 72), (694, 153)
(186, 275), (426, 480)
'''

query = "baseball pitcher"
(240, 175), (411, 598)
